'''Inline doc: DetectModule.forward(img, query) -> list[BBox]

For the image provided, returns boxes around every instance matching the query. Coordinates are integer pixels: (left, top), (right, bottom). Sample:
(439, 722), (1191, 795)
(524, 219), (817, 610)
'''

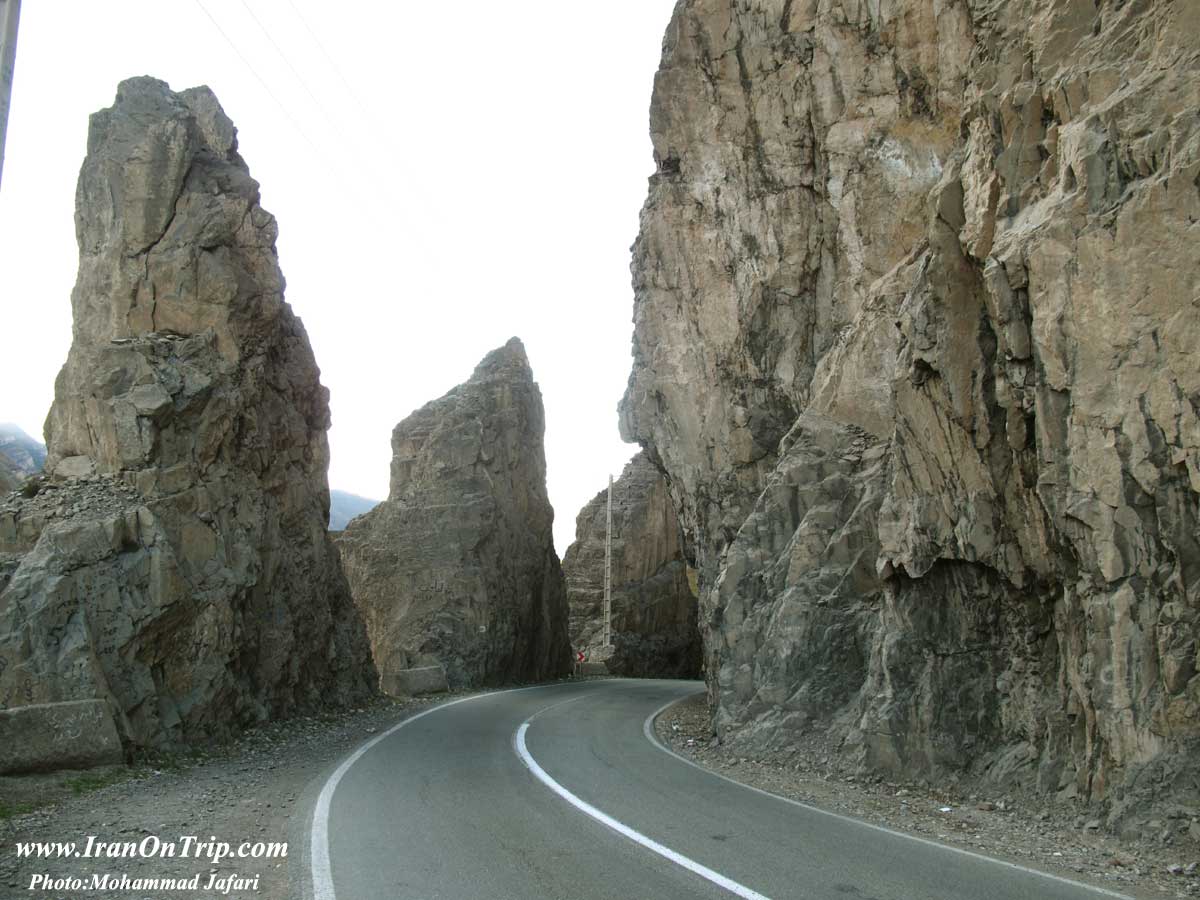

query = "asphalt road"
(307, 679), (1131, 900)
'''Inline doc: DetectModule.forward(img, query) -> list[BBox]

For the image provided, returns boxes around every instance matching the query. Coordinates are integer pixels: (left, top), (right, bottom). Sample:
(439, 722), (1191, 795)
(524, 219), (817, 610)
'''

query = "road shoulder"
(0, 683), (592, 900)
(652, 692), (1192, 900)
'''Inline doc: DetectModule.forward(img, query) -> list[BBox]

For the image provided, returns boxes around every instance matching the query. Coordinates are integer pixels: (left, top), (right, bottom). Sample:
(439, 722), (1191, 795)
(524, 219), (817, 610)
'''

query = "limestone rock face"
(621, 0), (1200, 820)
(0, 78), (376, 750)
(562, 452), (700, 677)
(336, 339), (571, 689)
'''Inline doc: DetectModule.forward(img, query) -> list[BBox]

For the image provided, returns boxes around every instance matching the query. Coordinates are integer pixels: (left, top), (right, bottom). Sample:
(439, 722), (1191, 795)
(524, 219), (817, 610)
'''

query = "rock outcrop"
(621, 0), (1200, 822)
(562, 452), (700, 677)
(336, 338), (571, 689)
(0, 77), (376, 751)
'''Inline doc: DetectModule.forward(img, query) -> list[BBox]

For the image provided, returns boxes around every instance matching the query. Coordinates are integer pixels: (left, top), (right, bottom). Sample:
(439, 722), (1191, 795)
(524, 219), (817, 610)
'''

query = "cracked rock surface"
(620, 0), (1200, 825)
(562, 451), (700, 677)
(0, 77), (376, 752)
(336, 338), (571, 689)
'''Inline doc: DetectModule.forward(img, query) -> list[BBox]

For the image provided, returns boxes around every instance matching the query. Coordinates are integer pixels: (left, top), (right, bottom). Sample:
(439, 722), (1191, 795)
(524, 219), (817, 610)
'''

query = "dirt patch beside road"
(0, 694), (441, 899)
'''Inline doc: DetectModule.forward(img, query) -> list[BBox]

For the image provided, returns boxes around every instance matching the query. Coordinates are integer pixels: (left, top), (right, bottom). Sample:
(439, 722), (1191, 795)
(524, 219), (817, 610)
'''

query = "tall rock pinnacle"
(337, 337), (572, 689)
(0, 77), (376, 749)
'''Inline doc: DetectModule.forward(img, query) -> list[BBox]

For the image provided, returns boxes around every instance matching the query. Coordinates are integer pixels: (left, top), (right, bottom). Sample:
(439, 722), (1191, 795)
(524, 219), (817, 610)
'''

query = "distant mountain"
(0, 423), (45, 491)
(329, 489), (381, 531)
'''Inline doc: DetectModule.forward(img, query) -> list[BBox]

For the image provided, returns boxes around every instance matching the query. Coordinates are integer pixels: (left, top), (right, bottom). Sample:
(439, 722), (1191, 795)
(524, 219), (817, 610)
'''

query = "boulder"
(0, 700), (122, 774)
(380, 666), (449, 697)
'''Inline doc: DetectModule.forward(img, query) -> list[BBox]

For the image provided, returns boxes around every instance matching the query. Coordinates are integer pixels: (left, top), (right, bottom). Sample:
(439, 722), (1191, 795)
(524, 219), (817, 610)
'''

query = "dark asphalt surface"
(313, 679), (1130, 900)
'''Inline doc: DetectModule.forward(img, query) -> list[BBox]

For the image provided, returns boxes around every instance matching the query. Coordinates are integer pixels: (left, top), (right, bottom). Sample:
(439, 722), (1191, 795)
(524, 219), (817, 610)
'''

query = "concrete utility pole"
(0, 0), (19, 191)
(603, 474), (613, 647)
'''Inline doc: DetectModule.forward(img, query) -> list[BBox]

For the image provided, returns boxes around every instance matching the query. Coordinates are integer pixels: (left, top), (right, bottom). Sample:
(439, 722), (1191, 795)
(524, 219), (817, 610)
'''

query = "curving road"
(304, 679), (1132, 900)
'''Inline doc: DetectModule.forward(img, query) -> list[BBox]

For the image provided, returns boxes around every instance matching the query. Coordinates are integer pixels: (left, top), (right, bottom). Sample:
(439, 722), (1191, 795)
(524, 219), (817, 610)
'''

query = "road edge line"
(514, 719), (770, 900)
(642, 696), (1134, 900)
(309, 681), (581, 900)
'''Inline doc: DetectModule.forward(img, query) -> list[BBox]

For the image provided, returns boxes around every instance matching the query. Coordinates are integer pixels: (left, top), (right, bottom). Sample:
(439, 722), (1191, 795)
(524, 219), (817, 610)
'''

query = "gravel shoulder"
(654, 692), (1199, 900)
(0, 691), (473, 900)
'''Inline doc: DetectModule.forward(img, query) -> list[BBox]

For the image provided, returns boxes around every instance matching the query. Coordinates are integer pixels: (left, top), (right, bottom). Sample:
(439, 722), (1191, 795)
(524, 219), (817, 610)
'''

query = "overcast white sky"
(0, 0), (677, 553)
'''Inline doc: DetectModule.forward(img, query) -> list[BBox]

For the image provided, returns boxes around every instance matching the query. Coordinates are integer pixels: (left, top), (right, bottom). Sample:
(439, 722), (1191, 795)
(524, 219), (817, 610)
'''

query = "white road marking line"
(514, 720), (771, 900)
(310, 681), (590, 900)
(642, 694), (1135, 900)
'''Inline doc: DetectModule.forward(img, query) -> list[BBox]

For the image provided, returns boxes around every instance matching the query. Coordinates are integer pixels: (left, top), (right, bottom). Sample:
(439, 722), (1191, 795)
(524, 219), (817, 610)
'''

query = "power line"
(192, 0), (333, 170)
(283, 0), (403, 157)
(236, 0), (405, 205)
(191, 0), (405, 228)
(283, 0), (366, 105)
(191, 0), (437, 251)
(276, 0), (452, 249)
(237, 0), (338, 130)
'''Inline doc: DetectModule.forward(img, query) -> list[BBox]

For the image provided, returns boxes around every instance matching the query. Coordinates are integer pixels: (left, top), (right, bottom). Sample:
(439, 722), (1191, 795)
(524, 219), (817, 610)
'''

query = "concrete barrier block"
(578, 661), (609, 676)
(380, 665), (449, 697)
(0, 700), (123, 774)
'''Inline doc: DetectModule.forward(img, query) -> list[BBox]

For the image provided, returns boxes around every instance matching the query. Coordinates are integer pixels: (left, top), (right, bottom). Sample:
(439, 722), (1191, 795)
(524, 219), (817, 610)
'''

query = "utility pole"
(0, 0), (19, 191)
(603, 474), (613, 647)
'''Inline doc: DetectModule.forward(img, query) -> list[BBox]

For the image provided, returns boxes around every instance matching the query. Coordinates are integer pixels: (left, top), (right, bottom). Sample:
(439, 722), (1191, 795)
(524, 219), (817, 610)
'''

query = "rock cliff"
(337, 338), (571, 689)
(562, 452), (700, 677)
(621, 0), (1200, 822)
(0, 77), (376, 750)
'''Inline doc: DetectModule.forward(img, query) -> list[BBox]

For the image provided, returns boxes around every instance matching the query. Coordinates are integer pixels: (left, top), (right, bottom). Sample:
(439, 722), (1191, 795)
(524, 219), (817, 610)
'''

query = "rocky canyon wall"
(337, 338), (572, 689)
(563, 451), (700, 678)
(0, 78), (376, 750)
(621, 0), (1200, 822)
